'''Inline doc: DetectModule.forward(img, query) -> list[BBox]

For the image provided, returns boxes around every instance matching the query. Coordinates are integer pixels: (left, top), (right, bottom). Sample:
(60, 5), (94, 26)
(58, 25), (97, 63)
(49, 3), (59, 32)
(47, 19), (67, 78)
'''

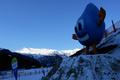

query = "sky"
(0, 0), (120, 51)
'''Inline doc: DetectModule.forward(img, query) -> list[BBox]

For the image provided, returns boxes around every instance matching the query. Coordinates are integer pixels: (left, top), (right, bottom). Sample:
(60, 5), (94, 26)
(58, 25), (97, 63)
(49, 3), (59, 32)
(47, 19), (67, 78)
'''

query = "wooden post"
(112, 20), (116, 32)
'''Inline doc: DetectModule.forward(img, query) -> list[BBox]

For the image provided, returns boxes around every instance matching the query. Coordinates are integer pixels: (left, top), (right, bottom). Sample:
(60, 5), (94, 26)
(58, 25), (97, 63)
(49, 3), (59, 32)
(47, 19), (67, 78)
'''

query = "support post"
(112, 20), (116, 32)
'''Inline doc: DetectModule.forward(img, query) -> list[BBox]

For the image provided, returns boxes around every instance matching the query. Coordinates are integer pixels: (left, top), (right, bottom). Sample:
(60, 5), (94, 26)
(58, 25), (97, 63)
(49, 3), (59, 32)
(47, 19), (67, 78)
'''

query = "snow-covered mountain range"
(16, 48), (80, 57)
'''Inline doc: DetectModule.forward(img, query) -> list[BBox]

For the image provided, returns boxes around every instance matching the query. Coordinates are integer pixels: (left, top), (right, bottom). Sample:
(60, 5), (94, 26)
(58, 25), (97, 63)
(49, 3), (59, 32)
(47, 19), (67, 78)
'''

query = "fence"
(0, 67), (52, 80)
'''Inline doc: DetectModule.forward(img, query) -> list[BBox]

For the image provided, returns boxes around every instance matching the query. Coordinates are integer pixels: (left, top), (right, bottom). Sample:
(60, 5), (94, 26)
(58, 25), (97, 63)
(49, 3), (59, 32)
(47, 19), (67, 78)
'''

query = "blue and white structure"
(11, 57), (18, 80)
(75, 3), (105, 46)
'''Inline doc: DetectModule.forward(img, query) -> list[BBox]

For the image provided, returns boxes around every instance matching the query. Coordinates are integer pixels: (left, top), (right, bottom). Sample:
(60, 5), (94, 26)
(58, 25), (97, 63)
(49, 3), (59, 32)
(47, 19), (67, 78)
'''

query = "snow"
(16, 48), (80, 56)
(50, 54), (120, 80)
(0, 68), (52, 80)
(16, 48), (56, 55)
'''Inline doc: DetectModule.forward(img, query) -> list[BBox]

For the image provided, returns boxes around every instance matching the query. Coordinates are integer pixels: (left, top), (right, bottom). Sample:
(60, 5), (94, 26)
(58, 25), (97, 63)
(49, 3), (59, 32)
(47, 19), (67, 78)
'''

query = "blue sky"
(0, 0), (120, 51)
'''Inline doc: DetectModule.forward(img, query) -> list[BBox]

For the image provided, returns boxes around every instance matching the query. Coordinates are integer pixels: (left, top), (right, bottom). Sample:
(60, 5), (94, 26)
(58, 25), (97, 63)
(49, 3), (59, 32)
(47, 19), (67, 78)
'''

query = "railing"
(104, 20), (120, 38)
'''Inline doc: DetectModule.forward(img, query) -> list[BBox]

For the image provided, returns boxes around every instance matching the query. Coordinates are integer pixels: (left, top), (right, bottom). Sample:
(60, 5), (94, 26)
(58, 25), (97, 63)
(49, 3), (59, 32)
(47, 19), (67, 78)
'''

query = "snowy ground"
(0, 68), (52, 80)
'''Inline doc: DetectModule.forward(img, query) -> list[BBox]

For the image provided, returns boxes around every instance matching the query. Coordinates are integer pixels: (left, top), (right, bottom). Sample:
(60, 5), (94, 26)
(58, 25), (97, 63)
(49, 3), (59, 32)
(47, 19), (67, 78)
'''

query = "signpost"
(11, 57), (18, 80)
